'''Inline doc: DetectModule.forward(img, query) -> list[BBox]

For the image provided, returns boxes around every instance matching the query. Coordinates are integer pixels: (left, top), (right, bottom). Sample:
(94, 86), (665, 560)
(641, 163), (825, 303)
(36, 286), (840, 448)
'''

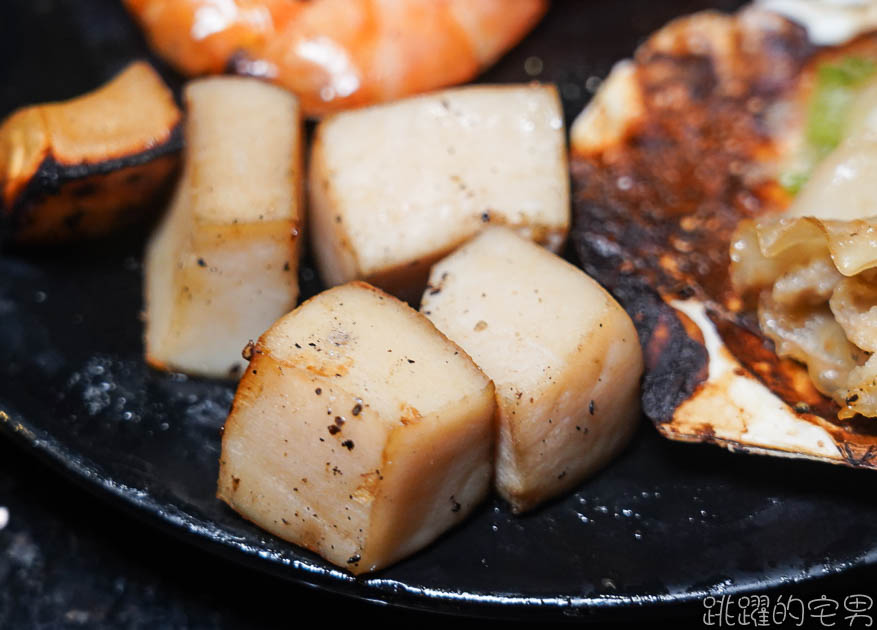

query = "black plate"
(2, 0), (877, 620)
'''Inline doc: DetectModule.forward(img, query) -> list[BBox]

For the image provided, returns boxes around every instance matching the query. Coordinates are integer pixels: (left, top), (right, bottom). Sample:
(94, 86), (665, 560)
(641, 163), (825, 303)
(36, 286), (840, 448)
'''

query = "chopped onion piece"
(731, 215), (877, 418)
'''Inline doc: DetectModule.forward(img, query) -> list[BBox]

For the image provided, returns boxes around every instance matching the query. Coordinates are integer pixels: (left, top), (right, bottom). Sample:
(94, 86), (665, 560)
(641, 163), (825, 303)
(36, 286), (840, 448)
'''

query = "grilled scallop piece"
(420, 227), (643, 513)
(144, 76), (303, 379)
(308, 84), (569, 302)
(217, 282), (496, 574)
(0, 61), (181, 243)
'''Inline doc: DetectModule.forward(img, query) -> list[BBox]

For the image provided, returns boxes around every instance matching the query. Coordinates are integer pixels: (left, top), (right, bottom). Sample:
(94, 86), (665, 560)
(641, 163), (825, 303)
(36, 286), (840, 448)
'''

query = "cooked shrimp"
(124, 0), (548, 116)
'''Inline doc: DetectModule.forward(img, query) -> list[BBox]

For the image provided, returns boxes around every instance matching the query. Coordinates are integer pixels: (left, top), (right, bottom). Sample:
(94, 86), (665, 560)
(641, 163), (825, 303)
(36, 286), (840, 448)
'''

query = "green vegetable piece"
(807, 57), (877, 155)
(779, 170), (809, 196)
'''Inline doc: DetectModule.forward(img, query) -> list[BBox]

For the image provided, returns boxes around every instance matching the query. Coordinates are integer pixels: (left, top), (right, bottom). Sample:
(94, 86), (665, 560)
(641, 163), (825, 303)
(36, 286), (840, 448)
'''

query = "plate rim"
(2, 403), (874, 620)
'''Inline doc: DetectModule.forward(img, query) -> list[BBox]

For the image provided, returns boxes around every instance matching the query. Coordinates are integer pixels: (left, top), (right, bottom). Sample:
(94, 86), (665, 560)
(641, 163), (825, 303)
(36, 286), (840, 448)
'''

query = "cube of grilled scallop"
(309, 84), (569, 301)
(420, 227), (643, 513)
(144, 77), (302, 379)
(217, 282), (496, 574)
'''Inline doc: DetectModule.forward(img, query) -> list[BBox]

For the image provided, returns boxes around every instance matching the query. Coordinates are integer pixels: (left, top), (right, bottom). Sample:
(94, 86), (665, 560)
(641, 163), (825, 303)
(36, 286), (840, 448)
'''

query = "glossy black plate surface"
(2, 0), (877, 620)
